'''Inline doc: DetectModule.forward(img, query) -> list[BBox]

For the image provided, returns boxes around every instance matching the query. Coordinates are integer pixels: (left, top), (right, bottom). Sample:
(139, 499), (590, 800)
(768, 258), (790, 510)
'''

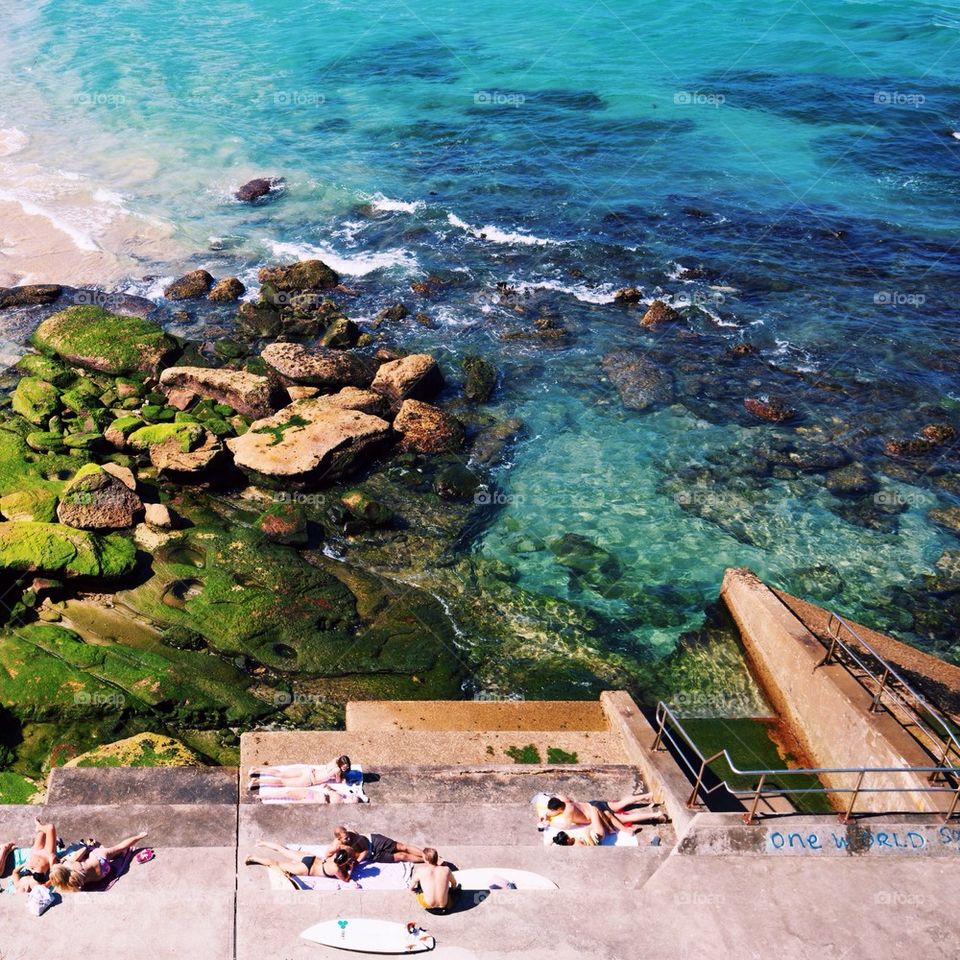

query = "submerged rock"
(549, 532), (624, 589)
(462, 355), (496, 403)
(261, 342), (375, 390)
(929, 506), (960, 535)
(164, 270), (215, 300)
(613, 287), (642, 305)
(30, 306), (177, 375)
(0, 284), (62, 308)
(341, 489), (393, 527)
(159, 365), (287, 419)
(824, 462), (878, 496)
(744, 396), (797, 423)
(227, 399), (391, 488)
(602, 350), (673, 411)
(56, 464), (143, 530)
(371, 353), (443, 411)
(235, 177), (285, 203)
(393, 399), (465, 454)
(255, 501), (309, 545)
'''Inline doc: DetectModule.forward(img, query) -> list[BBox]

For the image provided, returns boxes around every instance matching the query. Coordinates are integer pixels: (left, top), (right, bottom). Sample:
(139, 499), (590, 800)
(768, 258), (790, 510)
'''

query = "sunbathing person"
(248, 755), (352, 790)
(245, 844), (358, 885)
(409, 848), (459, 913)
(49, 831), (147, 892)
(12, 819), (58, 893)
(542, 793), (664, 841)
(329, 826), (427, 864)
(249, 783), (364, 804)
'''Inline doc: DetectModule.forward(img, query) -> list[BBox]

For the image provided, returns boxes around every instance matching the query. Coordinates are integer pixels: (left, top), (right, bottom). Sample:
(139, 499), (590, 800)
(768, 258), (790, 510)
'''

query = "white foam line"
(264, 238), (417, 276)
(0, 190), (100, 251)
(447, 212), (562, 247)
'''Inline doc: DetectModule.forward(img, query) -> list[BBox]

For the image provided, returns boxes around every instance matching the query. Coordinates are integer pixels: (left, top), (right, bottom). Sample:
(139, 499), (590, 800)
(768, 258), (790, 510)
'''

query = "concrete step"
(0, 847), (235, 960)
(346, 700), (609, 732)
(241, 763), (644, 804)
(0, 803), (237, 848)
(240, 729), (625, 767)
(240, 800), (674, 850)
(47, 765), (238, 806)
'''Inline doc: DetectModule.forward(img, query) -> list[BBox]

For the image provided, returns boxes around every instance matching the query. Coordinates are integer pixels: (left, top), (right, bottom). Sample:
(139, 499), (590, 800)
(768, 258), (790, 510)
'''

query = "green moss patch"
(128, 422), (204, 453)
(0, 522), (136, 578)
(12, 377), (61, 425)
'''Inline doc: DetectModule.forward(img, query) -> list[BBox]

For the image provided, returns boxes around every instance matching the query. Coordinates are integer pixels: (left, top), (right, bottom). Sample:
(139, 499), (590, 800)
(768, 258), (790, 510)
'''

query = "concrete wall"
(721, 568), (949, 814)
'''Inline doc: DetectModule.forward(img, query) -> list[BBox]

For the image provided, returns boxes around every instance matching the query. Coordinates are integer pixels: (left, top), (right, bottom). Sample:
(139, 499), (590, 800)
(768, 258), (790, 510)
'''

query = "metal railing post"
(839, 771), (866, 824)
(742, 774), (766, 825)
(870, 667), (890, 713)
(687, 759), (708, 808)
(652, 709), (666, 752)
(945, 783), (960, 823)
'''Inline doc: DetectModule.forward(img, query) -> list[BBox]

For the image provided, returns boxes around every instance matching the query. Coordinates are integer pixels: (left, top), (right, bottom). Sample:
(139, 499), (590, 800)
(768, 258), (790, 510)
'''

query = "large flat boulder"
(226, 399), (391, 488)
(30, 306), (177, 375)
(260, 342), (375, 390)
(602, 349), (673, 411)
(0, 521), (136, 578)
(393, 399), (465, 454)
(258, 258), (338, 293)
(57, 464), (143, 530)
(159, 366), (287, 419)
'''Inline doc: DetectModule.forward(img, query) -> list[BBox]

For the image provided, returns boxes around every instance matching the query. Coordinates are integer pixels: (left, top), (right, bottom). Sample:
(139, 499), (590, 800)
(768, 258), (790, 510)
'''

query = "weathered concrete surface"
(346, 700), (608, 732)
(48, 766), (238, 806)
(242, 764), (643, 805)
(773, 587), (960, 722)
(240, 729), (624, 768)
(721, 568), (949, 814)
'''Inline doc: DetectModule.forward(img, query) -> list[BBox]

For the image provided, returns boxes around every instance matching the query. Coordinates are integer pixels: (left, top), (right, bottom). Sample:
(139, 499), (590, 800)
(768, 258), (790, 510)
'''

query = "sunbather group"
(0, 818), (148, 894)
(246, 825), (459, 912)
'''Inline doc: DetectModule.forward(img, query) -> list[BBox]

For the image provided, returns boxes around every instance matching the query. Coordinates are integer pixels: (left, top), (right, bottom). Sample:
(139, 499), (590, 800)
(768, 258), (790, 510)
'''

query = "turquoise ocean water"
(2, 0), (960, 666)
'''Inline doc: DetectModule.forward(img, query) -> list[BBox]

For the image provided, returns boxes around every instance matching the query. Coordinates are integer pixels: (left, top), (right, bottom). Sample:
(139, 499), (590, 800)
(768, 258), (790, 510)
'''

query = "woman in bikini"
(48, 831), (147, 892)
(245, 843), (357, 884)
(12, 819), (58, 893)
(247, 755), (351, 790)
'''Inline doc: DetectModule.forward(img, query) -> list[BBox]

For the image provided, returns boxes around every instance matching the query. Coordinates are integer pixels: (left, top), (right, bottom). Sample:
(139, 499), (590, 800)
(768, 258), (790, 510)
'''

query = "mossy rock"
(12, 377), (61, 425)
(26, 431), (66, 453)
(341, 489), (393, 527)
(61, 383), (103, 414)
(0, 522), (136, 578)
(15, 353), (74, 388)
(30, 306), (177, 375)
(255, 502), (309, 545)
(65, 733), (203, 768)
(0, 488), (59, 523)
(62, 432), (105, 451)
(462, 355), (496, 403)
(127, 422), (204, 453)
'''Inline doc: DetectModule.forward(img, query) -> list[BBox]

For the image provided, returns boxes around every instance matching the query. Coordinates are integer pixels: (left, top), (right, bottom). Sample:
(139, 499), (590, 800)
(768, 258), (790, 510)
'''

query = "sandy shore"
(0, 198), (182, 289)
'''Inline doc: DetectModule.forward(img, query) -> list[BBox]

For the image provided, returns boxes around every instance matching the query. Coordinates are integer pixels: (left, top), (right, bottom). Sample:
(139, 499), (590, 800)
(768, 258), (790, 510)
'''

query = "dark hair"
(423, 848), (439, 865)
(337, 755), (351, 770)
(546, 797), (565, 812)
(552, 832), (571, 846)
(333, 850), (349, 865)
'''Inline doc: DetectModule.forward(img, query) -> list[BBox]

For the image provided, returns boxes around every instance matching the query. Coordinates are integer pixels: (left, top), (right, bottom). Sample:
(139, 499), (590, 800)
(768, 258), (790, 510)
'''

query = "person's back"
(410, 849), (456, 910)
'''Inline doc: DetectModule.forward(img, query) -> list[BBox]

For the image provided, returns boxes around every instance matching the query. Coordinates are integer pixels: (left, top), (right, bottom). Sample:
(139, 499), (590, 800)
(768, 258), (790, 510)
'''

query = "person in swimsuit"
(409, 848), (459, 913)
(247, 756), (351, 790)
(248, 783), (364, 804)
(542, 793), (665, 841)
(329, 827), (427, 864)
(13, 819), (58, 893)
(245, 843), (357, 884)
(49, 831), (147, 893)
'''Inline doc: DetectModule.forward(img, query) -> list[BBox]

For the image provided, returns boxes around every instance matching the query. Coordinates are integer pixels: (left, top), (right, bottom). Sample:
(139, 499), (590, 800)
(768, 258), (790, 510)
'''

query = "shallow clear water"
(2, 0), (959, 661)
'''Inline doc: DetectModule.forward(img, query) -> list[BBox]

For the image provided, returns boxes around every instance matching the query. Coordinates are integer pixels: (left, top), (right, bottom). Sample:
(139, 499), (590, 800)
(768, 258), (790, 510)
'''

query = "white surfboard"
(452, 868), (558, 890)
(301, 918), (435, 954)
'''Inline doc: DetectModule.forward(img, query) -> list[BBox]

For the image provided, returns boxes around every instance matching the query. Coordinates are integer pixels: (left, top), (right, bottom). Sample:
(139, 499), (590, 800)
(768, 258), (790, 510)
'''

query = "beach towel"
(2, 846), (30, 894)
(257, 764), (368, 804)
(531, 792), (640, 847)
(265, 849), (412, 891)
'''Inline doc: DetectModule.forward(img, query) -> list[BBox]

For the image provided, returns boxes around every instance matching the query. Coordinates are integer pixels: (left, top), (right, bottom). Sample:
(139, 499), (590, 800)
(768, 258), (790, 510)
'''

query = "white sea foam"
(512, 279), (618, 304)
(363, 192), (425, 214)
(0, 128), (28, 157)
(0, 189), (100, 251)
(264, 238), (417, 276)
(447, 213), (562, 247)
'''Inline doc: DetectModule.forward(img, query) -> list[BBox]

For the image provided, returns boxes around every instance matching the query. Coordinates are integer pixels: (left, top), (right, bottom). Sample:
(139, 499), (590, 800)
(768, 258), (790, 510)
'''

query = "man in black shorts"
(330, 826), (427, 864)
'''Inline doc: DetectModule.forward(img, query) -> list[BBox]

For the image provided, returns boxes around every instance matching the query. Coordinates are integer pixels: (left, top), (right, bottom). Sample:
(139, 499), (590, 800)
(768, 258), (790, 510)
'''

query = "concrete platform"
(346, 700), (609, 732)
(48, 766), (239, 806)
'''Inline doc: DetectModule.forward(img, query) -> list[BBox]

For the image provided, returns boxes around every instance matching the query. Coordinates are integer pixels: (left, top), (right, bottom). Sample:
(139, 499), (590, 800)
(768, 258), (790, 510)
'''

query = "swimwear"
(417, 884), (460, 914)
(301, 855), (316, 873)
(367, 833), (398, 864)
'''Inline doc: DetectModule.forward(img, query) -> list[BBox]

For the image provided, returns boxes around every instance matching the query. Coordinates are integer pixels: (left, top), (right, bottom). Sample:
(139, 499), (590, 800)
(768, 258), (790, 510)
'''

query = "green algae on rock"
(30, 306), (177, 375)
(0, 522), (136, 578)
(12, 377), (60, 425)
(65, 732), (203, 767)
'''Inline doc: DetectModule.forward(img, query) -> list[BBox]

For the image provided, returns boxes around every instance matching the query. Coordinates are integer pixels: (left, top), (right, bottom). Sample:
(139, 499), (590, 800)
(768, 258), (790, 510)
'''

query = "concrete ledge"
(721, 568), (948, 814)
(48, 766), (239, 806)
(601, 691), (698, 837)
(346, 700), (608, 732)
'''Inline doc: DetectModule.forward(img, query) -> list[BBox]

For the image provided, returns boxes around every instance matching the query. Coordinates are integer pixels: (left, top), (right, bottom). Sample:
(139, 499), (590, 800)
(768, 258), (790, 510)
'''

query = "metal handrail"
(819, 613), (960, 774)
(652, 701), (960, 825)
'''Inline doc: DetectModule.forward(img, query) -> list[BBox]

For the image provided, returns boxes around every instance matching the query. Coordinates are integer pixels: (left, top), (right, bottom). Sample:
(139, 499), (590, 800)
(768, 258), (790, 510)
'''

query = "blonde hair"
(49, 863), (86, 892)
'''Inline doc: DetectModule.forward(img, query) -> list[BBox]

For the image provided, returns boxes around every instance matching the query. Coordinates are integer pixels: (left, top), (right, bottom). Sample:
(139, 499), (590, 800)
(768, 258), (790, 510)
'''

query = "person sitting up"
(328, 826), (427, 864)
(12, 820), (58, 893)
(49, 831), (147, 892)
(248, 755), (352, 790)
(409, 848), (459, 913)
(245, 843), (358, 885)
